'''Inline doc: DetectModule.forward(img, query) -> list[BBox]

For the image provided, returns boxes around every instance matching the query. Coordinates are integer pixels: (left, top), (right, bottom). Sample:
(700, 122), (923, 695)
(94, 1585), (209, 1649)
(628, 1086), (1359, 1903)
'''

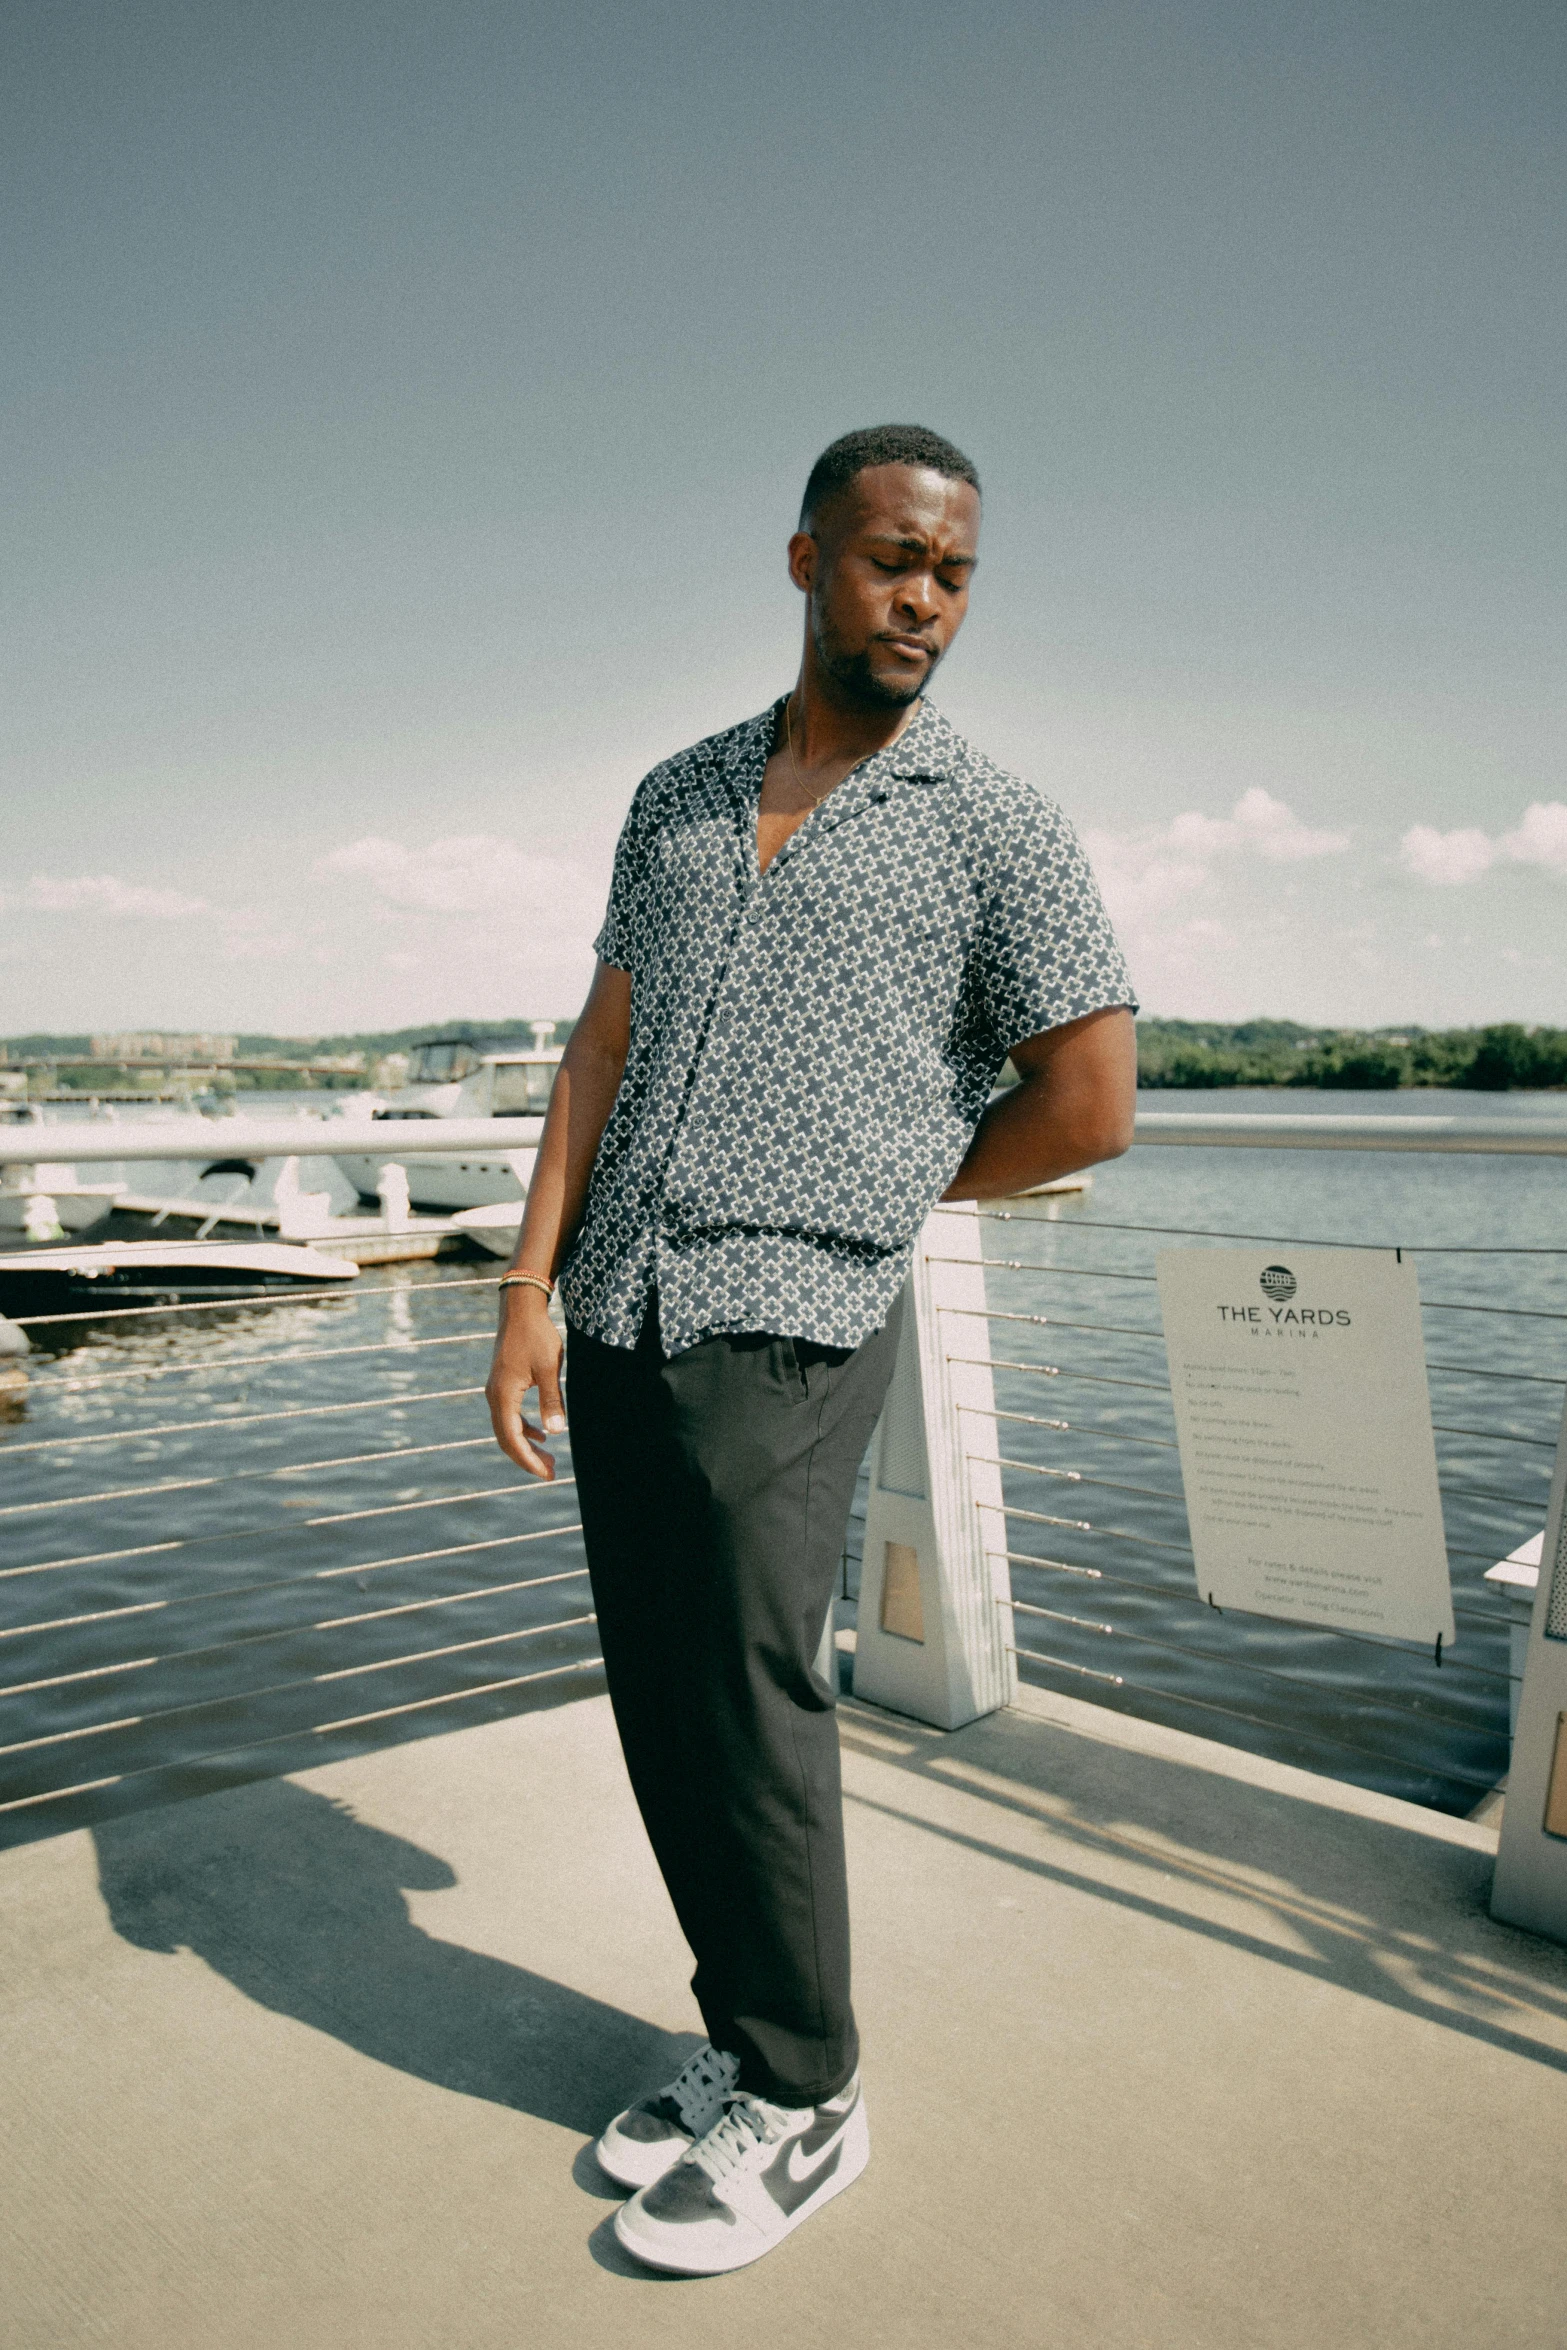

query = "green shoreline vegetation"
(0, 1021), (580, 1097)
(1134, 1020), (1567, 1091)
(5, 1017), (1567, 1093)
(2, 1017), (1565, 1093)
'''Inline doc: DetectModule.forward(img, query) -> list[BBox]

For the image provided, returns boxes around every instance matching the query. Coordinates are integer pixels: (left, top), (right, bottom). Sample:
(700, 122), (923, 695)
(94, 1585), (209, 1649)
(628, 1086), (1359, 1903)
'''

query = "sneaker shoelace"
(667, 2044), (738, 2133)
(690, 2093), (789, 2184)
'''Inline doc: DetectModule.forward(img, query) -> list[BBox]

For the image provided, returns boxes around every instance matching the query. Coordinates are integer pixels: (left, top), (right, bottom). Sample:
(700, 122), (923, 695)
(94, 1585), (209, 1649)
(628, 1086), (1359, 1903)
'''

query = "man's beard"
(812, 612), (939, 709)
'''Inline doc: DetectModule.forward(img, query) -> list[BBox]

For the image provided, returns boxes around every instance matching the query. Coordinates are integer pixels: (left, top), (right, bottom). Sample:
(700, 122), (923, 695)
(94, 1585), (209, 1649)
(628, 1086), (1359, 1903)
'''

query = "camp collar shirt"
(557, 696), (1135, 1358)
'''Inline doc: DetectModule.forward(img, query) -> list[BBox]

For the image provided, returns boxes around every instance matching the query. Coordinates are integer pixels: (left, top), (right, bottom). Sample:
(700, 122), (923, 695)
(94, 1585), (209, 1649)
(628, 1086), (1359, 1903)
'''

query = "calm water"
(2, 1089), (1562, 1841)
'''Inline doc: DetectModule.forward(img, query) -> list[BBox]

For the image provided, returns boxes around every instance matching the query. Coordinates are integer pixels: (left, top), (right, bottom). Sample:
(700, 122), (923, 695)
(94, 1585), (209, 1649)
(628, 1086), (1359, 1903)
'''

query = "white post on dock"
(852, 1201), (1014, 1730)
(1491, 1389), (1567, 1947)
(375, 1162), (413, 1234)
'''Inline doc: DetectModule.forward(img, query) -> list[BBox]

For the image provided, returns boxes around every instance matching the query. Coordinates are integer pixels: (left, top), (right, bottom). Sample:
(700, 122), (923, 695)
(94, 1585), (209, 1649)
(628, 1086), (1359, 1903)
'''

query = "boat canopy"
(490, 1061), (556, 1114)
(407, 1040), (483, 1084)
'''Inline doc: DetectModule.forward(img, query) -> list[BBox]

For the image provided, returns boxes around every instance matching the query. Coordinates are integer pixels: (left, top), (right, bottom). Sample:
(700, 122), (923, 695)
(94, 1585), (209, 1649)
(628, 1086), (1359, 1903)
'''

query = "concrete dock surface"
(3, 1683), (1564, 2350)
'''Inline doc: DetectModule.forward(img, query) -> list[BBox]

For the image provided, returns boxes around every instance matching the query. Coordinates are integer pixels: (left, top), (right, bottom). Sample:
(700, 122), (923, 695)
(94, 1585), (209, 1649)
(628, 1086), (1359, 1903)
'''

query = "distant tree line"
(7, 1018), (1563, 1093)
(1135, 1020), (1567, 1090)
(2, 1020), (578, 1062)
(1, 1018), (578, 1094)
(237, 1018), (577, 1059)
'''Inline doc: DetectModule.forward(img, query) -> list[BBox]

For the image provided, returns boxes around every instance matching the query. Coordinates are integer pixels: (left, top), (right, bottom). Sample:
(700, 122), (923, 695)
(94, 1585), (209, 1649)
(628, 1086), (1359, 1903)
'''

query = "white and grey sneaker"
(595, 2043), (741, 2190)
(614, 2077), (868, 2275)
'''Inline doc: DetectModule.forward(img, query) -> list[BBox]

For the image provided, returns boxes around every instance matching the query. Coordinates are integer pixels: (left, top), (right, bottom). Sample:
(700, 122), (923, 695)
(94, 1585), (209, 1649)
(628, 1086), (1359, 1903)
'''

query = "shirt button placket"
(650, 866), (752, 1341)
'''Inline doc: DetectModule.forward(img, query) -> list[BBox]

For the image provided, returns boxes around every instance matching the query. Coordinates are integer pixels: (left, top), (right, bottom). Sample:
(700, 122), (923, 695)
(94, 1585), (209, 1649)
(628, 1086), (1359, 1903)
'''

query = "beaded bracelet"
(498, 1271), (554, 1301)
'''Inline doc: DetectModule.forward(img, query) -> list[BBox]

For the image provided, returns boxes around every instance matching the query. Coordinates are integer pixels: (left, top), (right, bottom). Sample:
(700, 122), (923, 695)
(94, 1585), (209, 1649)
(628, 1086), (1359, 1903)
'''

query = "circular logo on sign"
(1259, 1264), (1297, 1302)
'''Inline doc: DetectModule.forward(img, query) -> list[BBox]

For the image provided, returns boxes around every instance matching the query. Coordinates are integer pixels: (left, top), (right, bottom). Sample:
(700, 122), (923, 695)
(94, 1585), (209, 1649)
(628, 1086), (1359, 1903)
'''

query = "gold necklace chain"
(785, 693), (916, 805)
(784, 697), (837, 808)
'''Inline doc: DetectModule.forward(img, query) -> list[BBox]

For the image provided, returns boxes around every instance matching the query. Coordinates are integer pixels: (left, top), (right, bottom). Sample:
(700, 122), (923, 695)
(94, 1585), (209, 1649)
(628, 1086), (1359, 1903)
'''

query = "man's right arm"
(484, 959), (632, 1479)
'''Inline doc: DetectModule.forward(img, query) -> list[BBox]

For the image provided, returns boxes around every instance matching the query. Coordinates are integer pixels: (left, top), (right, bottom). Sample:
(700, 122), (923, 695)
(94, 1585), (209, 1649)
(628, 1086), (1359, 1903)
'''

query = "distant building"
(90, 1033), (237, 1064)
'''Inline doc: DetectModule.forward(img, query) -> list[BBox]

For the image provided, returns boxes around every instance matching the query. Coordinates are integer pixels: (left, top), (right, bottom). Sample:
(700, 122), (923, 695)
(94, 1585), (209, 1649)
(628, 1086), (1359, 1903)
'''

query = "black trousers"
(566, 1295), (903, 2105)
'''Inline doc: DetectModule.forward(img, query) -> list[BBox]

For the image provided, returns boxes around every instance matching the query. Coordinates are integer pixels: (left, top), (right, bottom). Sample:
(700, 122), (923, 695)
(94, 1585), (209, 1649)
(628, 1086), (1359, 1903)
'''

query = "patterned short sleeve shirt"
(558, 696), (1136, 1356)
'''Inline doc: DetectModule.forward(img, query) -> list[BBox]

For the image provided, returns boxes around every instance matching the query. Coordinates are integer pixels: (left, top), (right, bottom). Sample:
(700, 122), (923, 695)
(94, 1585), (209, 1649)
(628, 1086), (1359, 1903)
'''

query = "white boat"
(0, 1237), (360, 1310)
(0, 1161), (126, 1239)
(335, 1031), (559, 1212)
(451, 1201), (525, 1259)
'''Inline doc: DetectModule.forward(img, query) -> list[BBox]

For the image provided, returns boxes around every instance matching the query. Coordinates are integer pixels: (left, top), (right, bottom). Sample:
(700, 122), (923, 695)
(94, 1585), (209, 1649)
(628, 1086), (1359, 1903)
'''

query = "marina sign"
(1157, 1245), (1455, 1648)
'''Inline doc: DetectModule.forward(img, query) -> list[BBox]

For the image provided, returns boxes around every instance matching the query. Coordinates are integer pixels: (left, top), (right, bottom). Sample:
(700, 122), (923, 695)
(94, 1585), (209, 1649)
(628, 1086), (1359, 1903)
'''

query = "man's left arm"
(941, 1006), (1136, 1202)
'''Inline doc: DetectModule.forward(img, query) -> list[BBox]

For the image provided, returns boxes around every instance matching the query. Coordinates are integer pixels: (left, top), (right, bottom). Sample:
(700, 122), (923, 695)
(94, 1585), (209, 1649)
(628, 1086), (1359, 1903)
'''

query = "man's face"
(792, 464), (981, 709)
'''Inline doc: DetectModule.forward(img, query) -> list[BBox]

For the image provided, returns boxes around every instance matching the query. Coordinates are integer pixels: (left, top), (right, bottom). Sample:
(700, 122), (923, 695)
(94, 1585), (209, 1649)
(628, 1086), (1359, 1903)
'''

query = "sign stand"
(1492, 1391), (1567, 1946)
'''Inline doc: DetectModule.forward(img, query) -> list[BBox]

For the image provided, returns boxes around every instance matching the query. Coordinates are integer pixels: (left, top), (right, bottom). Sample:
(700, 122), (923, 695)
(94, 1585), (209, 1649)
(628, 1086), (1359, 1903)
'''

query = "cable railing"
(0, 1264), (599, 1842)
(3, 1107), (1563, 1840)
(940, 1200), (1561, 1810)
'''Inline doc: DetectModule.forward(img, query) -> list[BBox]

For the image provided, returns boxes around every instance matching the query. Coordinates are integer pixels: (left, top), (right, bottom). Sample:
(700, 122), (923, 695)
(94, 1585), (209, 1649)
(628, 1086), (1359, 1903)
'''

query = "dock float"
(109, 1199), (480, 1266)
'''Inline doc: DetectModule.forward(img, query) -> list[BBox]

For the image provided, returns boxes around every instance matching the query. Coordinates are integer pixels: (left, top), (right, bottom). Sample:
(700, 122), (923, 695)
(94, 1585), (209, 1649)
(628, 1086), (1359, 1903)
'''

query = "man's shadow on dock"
(91, 1778), (698, 2161)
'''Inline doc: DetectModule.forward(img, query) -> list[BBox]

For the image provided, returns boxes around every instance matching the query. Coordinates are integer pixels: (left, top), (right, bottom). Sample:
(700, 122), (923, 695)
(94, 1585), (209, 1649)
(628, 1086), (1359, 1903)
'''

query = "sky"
(3, 0), (1564, 1037)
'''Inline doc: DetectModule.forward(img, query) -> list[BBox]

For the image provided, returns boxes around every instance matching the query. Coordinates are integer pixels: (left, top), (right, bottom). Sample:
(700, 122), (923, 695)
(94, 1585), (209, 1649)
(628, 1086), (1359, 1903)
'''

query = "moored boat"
(0, 1162), (127, 1239)
(0, 1237), (359, 1314)
(334, 1032), (557, 1212)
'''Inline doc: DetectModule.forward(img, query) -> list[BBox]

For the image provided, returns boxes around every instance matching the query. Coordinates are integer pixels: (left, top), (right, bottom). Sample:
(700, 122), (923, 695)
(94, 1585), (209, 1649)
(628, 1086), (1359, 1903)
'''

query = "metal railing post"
(1491, 1387), (1567, 1945)
(852, 1201), (1014, 1729)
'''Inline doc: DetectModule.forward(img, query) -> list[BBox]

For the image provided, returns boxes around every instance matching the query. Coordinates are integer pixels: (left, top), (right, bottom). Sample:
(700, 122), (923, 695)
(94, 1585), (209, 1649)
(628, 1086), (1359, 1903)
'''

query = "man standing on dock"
(486, 424), (1136, 2274)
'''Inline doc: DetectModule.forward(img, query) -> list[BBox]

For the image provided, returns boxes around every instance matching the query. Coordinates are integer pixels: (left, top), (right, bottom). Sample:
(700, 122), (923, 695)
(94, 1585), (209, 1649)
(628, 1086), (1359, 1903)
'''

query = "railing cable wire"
(1005, 1598), (1498, 1735)
(36, 1328), (492, 1395)
(2, 1516), (583, 1644)
(995, 1551), (1515, 1683)
(9, 1273), (506, 1329)
(0, 1559), (590, 1703)
(0, 1612), (600, 1762)
(947, 1353), (1173, 1394)
(1008, 1649), (1501, 1791)
(929, 1248), (1567, 1321)
(0, 1656), (604, 1821)
(997, 1498), (1515, 1590)
(0, 1382), (486, 1457)
(986, 1448), (1545, 1517)
(0, 1471), (573, 1587)
(975, 1211), (1567, 1258)
(0, 1433), (509, 1522)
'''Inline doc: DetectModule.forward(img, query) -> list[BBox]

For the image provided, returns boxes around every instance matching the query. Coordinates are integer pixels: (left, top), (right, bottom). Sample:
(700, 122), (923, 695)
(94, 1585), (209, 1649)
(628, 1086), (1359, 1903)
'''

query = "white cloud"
(22, 873), (207, 918)
(1084, 788), (1348, 927)
(318, 833), (597, 919)
(1398, 800), (1567, 886)
(1397, 825), (1497, 886)
(301, 831), (604, 1018)
(1166, 788), (1351, 865)
(1504, 801), (1567, 875)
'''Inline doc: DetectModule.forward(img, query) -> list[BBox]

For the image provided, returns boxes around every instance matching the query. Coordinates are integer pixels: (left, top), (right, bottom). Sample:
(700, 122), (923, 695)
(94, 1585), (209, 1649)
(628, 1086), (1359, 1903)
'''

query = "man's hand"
(486, 1290), (567, 1480)
(480, 959), (632, 1479)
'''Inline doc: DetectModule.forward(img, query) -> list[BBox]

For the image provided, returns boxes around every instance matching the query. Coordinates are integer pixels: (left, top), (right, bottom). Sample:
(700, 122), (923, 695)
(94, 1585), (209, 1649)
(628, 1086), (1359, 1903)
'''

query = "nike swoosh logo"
(761, 2113), (850, 2216)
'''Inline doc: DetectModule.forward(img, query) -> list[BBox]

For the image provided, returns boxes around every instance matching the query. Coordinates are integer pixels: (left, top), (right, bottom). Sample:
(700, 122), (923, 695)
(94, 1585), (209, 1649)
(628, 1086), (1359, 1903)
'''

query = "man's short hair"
(800, 425), (981, 530)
